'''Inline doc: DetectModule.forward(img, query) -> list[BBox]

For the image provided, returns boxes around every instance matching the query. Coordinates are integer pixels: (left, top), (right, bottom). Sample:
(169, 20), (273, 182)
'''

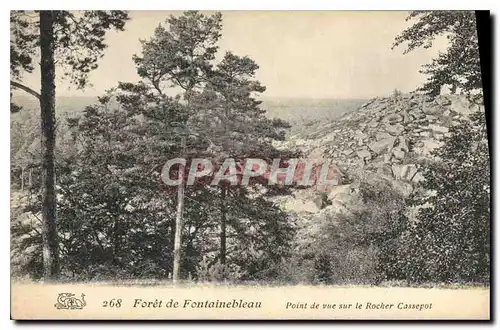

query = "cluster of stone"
(298, 94), (478, 185)
(276, 93), (482, 216)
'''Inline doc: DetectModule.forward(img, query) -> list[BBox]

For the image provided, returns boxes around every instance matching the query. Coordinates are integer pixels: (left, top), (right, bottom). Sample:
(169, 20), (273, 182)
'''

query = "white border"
(2, 1), (498, 329)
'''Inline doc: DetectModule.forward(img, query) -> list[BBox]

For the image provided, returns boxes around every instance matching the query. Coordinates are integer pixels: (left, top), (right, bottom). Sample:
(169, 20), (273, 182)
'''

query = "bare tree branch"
(11, 81), (40, 100)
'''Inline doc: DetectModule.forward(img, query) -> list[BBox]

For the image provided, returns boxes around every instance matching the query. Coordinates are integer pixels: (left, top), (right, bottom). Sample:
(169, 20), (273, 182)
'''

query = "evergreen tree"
(399, 112), (489, 283)
(192, 51), (297, 271)
(393, 10), (489, 284)
(393, 11), (482, 97)
(131, 11), (297, 281)
(12, 10), (297, 283)
(10, 10), (129, 280)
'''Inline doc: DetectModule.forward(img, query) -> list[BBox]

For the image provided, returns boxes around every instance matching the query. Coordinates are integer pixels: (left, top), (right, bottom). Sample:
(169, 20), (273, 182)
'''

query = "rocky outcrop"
(309, 94), (479, 169)
(275, 93), (483, 217)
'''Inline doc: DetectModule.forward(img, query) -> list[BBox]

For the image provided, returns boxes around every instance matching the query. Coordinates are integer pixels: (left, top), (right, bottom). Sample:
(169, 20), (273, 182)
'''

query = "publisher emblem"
(54, 293), (87, 310)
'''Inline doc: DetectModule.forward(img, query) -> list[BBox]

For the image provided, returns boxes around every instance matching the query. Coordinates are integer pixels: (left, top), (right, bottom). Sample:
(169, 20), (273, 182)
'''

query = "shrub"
(281, 176), (408, 285)
(196, 257), (243, 283)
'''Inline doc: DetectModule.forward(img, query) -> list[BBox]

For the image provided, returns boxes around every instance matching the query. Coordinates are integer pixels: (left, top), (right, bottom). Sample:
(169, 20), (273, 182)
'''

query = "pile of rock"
(303, 93), (480, 183)
(278, 93), (483, 216)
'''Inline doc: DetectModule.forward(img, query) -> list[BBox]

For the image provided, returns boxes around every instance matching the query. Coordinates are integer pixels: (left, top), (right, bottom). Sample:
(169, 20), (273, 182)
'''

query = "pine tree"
(400, 112), (489, 283)
(192, 52), (296, 270)
(132, 11), (297, 281)
(393, 10), (489, 284)
(10, 10), (129, 280)
(133, 11), (222, 282)
(393, 11), (482, 97)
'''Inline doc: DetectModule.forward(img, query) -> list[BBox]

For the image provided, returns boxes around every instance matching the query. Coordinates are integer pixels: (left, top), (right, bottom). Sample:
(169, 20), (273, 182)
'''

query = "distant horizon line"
(11, 93), (375, 101)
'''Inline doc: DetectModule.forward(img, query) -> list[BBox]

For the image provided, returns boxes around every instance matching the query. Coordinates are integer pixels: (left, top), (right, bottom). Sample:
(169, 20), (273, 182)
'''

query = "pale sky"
(18, 11), (447, 99)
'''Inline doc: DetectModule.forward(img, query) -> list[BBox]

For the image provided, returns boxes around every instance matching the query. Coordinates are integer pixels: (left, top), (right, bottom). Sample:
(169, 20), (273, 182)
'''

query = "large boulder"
(368, 137), (396, 154)
(284, 199), (320, 214)
(418, 139), (443, 157)
(376, 132), (393, 141)
(392, 148), (405, 160)
(429, 124), (449, 134)
(391, 164), (420, 182)
(391, 164), (403, 180)
(408, 109), (425, 119)
(422, 103), (441, 115)
(401, 164), (418, 182)
(327, 184), (352, 201)
(412, 171), (425, 183)
(385, 123), (405, 135)
(357, 149), (371, 160)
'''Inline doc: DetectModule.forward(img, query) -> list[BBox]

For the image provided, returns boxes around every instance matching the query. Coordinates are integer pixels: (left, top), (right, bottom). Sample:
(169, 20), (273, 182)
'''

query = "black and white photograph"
(9, 9), (491, 320)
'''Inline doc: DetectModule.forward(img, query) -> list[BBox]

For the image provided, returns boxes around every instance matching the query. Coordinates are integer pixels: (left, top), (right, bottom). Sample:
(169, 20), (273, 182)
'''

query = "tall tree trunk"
(172, 136), (186, 283)
(20, 167), (24, 191)
(220, 186), (227, 266)
(39, 10), (59, 280)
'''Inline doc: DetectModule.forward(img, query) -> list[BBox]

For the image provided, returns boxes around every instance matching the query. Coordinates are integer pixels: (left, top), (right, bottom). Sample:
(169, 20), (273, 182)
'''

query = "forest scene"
(10, 10), (490, 287)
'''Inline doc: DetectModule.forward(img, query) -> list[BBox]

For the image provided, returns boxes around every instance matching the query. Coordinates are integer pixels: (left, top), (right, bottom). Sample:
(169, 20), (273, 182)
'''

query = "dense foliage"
(280, 178), (408, 285)
(11, 11), (296, 282)
(11, 10), (130, 280)
(393, 11), (482, 97)
(396, 110), (490, 283)
(10, 11), (490, 285)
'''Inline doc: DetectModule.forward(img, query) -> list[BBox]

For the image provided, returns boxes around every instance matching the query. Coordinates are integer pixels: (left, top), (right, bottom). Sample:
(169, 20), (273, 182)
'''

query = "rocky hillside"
(276, 93), (483, 218)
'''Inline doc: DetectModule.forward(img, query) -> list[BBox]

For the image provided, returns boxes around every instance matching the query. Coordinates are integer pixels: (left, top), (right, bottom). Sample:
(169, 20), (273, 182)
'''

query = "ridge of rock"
(276, 93), (483, 217)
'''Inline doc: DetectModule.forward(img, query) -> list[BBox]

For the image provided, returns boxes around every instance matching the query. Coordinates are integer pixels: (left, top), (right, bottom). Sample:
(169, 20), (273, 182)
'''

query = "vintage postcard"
(10, 10), (490, 320)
